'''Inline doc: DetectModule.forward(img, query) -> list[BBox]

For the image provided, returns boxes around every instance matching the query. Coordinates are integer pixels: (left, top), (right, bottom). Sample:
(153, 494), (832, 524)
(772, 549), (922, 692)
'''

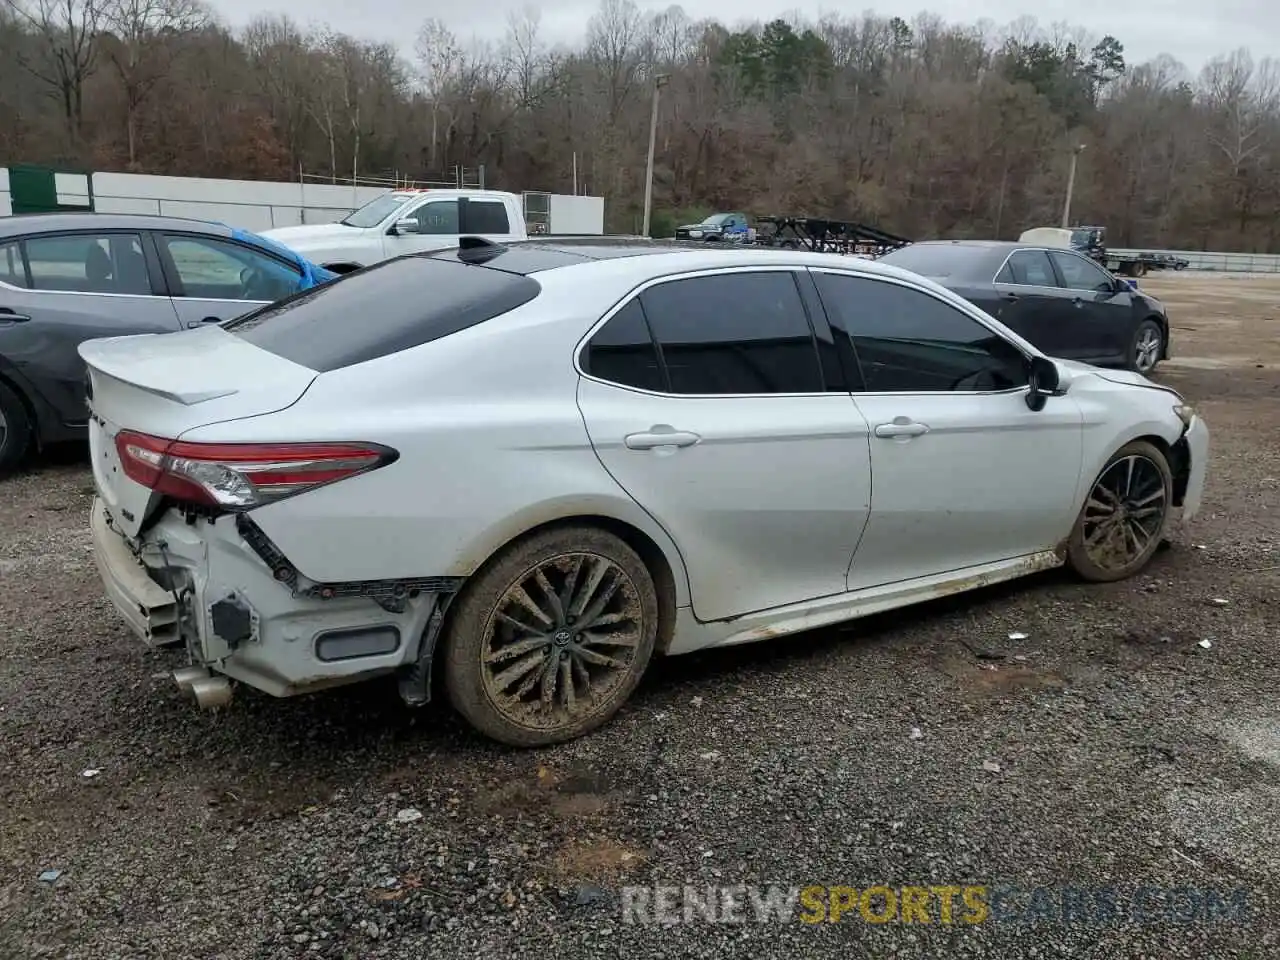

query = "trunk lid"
(80, 326), (318, 538)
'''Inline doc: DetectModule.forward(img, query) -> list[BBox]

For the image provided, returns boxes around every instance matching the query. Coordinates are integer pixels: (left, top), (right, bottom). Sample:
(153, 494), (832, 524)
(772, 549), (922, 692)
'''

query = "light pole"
(642, 73), (670, 238)
(1061, 143), (1086, 229)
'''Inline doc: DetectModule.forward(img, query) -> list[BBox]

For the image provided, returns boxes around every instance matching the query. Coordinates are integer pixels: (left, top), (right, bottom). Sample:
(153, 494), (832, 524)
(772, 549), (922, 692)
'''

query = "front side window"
(996, 249), (1059, 287)
(162, 235), (303, 302)
(25, 233), (151, 295)
(1049, 250), (1114, 294)
(410, 201), (460, 235)
(813, 272), (1027, 393)
(639, 271), (824, 395)
(0, 241), (26, 288)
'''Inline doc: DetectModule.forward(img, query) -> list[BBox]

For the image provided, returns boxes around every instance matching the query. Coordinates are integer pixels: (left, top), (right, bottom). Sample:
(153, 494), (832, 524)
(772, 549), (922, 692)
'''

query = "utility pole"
(1061, 143), (1086, 229)
(642, 74), (670, 238)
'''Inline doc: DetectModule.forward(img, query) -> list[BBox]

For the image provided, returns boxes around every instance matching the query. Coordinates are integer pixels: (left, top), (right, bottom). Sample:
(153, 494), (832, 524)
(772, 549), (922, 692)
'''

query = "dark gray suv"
(0, 213), (336, 472)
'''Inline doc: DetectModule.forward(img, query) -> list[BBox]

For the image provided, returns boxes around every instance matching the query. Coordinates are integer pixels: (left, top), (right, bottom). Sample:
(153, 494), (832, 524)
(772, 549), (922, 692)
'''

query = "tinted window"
(584, 299), (666, 392)
(162, 235), (303, 302)
(0, 241), (26, 288)
(411, 201), (459, 235)
(997, 249), (1059, 286)
(877, 243), (987, 279)
(640, 272), (823, 395)
(813, 273), (1027, 393)
(463, 200), (510, 234)
(1049, 251), (1113, 293)
(227, 257), (541, 372)
(26, 233), (151, 295)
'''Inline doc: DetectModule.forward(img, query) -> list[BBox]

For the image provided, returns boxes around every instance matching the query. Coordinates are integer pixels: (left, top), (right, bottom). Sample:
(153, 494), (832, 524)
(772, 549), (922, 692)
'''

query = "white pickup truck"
(262, 189), (532, 274)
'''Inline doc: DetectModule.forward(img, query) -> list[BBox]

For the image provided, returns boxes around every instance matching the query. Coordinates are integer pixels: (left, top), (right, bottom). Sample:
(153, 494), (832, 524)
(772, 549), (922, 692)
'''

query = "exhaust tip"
(189, 676), (233, 710)
(173, 665), (210, 694)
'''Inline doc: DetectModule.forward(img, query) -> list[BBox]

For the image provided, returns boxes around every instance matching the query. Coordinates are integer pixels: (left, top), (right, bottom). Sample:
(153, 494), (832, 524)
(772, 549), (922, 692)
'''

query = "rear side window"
(227, 257), (540, 372)
(638, 272), (824, 394)
(0, 241), (26, 288)
(583, 299), (666, 392)
(463, 200), (510, 235)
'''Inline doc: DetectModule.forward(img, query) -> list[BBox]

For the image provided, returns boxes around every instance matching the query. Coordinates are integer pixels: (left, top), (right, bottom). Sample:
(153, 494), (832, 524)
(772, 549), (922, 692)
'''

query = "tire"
(0, 380), (33, 476)
(1131, 261), (1147, 278)
(1066, 440), (1173, 583)
(1129, 319), (1164, 374)
(442, 525), (659, 747)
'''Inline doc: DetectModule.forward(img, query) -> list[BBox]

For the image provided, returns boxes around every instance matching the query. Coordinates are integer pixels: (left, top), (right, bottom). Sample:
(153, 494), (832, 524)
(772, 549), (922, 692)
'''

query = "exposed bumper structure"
(89, 498), (445, 701)
(1179, 414), (1210, 522)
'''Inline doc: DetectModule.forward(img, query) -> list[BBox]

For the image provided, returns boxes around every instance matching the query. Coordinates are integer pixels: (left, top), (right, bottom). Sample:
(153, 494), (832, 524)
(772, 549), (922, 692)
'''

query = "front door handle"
(186, 316), (224, 328)
(0, 308), (31, 323)
(625, 426), (701, 450)
(874, 419), (929, 439)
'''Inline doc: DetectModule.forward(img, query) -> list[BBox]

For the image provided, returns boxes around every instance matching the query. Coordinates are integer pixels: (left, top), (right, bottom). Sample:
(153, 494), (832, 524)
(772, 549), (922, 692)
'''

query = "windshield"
(702, 214), (733, 226)
(340, 194), (409, 228)
(877, 243), (983, 278)
(1070, 228), (1099, 247)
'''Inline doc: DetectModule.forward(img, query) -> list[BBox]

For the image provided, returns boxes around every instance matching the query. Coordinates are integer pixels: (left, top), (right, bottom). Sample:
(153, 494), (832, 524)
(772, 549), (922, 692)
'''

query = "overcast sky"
(213, 0), (1270, 77)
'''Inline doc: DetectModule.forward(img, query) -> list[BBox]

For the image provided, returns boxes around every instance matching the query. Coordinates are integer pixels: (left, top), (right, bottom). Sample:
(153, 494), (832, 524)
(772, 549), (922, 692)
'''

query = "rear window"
(226, 255), (541, 372)
(877, 244), (986, 279)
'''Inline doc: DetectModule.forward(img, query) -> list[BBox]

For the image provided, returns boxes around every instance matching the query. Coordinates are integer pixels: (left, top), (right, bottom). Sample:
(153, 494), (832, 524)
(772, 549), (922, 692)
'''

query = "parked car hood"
(1056, 358), (1181, 397)
(261, 222), (357, 246)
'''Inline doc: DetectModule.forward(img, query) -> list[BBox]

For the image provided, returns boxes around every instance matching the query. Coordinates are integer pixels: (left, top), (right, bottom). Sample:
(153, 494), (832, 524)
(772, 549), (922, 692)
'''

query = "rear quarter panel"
(188, 272), (691, 605)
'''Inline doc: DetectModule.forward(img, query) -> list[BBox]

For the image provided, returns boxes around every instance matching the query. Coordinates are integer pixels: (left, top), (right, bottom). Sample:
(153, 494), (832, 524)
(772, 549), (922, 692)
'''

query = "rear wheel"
(442, 525), (658, 746)
(1129, 319), (1164, 374)
(1066, 441), (1172, 582)
(0, 381), (32, 476)
(1131, 261), (1147, 278)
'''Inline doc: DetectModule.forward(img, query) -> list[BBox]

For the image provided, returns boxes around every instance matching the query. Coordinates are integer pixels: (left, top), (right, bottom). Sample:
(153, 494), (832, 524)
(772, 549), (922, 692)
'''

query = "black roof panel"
(429, 238), (690, 275)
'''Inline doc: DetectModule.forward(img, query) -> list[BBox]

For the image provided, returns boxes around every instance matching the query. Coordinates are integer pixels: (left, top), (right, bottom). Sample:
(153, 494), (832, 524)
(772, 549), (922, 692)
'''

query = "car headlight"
(689, 230), (703, 238)
(1174, 403), (1196, 426)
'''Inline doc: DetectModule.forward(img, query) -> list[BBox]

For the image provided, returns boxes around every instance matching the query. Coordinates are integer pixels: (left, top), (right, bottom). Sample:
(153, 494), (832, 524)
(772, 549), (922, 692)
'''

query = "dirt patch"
(474, 763), (620, 819)
(547, 836), (647, 883)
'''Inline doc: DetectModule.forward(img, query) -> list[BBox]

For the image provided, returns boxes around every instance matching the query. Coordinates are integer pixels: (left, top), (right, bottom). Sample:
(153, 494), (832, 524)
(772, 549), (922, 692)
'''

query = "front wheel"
(1066, 441), (1173, 582)
(1129, 320), (1164, 374)
(442, 525), (659, 747)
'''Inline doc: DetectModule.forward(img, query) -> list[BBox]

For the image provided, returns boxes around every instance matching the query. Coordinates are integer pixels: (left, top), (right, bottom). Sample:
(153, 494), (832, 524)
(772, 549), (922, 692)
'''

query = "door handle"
(624, 426), (701, 450)
(0, 308), (31, 323)
(1071, 297), (1084, 308)
(1000, 292), (1020, 301)
(186, 316), (224, 328)
(874, 419), (929, 439)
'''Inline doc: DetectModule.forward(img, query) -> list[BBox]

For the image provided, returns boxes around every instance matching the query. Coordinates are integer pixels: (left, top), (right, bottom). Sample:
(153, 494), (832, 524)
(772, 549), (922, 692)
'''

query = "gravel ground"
(2, 273), (1279, 958)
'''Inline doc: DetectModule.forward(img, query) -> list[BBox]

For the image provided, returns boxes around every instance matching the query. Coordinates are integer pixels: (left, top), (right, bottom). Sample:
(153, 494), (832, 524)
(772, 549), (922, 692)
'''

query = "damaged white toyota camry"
(84, 239), (1209, 746)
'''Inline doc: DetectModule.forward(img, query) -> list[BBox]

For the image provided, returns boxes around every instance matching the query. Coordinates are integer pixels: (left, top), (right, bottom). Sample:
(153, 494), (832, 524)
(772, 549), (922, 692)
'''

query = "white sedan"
(82, 240), (1209, 746)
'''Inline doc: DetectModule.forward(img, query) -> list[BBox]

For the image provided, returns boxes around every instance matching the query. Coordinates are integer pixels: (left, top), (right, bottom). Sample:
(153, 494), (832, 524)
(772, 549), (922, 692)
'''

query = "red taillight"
(115, 431), (396, 510)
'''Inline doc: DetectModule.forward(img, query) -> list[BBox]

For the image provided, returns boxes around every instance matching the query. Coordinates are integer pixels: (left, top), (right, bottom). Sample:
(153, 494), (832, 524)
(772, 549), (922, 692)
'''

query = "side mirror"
(1025, 356), (1061, 411)
(393, 218), (420, 235)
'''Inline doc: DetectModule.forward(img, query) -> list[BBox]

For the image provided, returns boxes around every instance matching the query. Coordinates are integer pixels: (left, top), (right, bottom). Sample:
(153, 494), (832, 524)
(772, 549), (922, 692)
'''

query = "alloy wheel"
(1134, 328), (1162, 372)
(481, 552), (645, 731)
(1081, 454), (1168, 573)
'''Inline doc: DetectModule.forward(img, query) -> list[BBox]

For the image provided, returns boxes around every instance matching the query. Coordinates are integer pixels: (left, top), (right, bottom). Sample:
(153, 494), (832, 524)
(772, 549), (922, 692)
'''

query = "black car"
(877, 240), (1170, 374)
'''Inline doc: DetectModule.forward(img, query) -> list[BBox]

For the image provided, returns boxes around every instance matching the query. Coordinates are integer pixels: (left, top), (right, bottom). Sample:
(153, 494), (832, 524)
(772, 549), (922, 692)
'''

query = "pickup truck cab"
(262, 189), (528, 273)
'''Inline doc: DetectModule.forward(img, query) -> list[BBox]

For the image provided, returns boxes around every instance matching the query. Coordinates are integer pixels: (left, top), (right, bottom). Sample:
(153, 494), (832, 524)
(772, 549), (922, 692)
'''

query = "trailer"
(1018, 226), (1187, 277)
(753, 216), (911, 257)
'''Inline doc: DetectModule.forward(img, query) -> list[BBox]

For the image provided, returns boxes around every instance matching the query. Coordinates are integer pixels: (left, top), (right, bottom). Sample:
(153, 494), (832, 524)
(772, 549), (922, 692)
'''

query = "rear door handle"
(0, 308), (31, 323)
(874, 419), (929, 439)
(625, 426), (701, 450)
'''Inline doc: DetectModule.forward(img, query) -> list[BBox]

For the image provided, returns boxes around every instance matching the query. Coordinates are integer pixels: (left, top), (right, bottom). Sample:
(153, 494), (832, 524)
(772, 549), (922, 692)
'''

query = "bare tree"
(100, 0), (210, 165)
(4, 0), (102, 141)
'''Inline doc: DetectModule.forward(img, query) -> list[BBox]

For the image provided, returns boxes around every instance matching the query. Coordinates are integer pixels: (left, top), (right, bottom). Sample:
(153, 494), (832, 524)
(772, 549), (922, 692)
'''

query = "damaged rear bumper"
(88, 497), (453, 700)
